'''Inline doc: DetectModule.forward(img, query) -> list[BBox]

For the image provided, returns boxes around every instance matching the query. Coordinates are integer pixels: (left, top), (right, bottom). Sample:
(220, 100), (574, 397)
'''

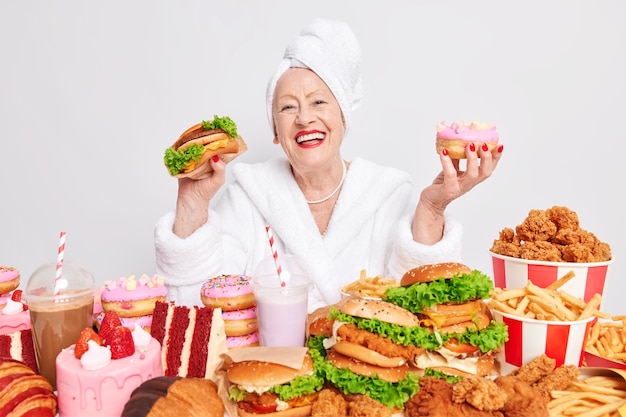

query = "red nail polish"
(482, 143), (489, 152)
(498, 144), (504, 152)
(212, 155), (220, 162)
(442, 148), (449, 156)
(469, 143), (476, 152)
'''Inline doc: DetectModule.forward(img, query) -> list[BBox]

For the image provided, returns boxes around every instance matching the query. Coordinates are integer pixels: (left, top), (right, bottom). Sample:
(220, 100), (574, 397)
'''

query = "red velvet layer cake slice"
(0, 329), (37, 372)
(150, 301), (226, 380)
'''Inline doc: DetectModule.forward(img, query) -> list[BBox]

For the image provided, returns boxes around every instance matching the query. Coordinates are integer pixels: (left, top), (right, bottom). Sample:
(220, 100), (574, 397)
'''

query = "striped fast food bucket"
(490, 251), (613, 307)
(492, 309), (594, 375)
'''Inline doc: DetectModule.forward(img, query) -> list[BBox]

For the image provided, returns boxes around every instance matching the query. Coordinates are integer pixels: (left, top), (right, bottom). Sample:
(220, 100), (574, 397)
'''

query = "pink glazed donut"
(0, 267), (20, 295)
(222, 306), (258, 337)
(226, 331), (259, 350)
(200, 274), (255, 312)
(101, 274), (167, 318)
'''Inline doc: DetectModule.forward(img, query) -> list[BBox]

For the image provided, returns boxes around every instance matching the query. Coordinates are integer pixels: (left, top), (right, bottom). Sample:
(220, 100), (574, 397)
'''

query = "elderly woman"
(154, 19), (503, 311)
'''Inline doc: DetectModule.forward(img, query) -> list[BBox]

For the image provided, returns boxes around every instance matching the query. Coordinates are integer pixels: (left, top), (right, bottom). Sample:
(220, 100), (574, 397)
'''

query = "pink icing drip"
(436, 120), (499, 142)
(222, 306), (257, 320)
(0, 267), (19, 282)
(101, 275), (167, 302)
(201, 274), (253, 298)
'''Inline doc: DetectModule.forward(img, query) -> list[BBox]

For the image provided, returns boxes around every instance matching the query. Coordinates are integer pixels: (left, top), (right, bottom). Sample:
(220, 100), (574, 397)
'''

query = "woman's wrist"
(173, 197), (209, 239)
(412, 198), (446, 245)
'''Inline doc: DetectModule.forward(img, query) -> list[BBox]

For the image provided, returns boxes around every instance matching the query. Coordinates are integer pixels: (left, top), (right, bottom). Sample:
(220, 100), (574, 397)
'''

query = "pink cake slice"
(55, 336), (162, 417)
(0, 310), (31, 335)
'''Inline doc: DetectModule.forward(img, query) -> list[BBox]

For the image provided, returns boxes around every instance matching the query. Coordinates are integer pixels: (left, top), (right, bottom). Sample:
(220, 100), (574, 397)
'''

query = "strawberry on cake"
(56, 311), (163, 417)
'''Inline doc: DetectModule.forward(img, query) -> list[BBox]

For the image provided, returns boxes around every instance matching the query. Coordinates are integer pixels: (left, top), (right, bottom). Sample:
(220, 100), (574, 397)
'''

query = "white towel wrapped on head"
(266, 18), (364, 137)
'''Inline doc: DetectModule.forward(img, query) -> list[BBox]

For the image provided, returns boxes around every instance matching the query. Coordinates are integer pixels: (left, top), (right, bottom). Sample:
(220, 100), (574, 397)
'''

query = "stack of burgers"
(307, 262), (508, 411)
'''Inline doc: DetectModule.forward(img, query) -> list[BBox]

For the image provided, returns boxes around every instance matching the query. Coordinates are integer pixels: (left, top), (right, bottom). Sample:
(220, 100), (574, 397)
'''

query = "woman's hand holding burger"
(166, 115), (247, 238)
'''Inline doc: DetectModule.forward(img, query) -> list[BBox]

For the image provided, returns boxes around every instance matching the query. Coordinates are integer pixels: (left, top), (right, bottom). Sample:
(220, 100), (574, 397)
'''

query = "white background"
(1, 1), (624, 313)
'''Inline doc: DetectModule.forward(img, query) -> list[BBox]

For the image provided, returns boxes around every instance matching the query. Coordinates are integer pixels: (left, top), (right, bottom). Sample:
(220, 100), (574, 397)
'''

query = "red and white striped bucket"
(490, 251), (613, 307)
(492, 309), (594, 375)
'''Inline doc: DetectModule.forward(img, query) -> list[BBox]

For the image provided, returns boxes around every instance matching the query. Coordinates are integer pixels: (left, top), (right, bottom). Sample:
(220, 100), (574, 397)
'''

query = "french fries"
(488, 271), (605, 322)
(548, 375), (626, 417)
(586, 316), (626, 364)
(340, 270), (400, 299)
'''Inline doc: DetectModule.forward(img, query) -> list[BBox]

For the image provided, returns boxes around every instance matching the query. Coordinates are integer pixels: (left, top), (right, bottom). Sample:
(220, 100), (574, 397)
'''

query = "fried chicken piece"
(519, 241), (563, 262)
(546, 206), (580, 231)
(453, 376), (507, 411)
(347, 394), (393, 417)
(495, 375), (548, 417)
(312, 388), (348, 417)
(509, 354), (556, 385)
(490, 228), (522, 258)
(405, 377), (504, 417)
(532, 364), (579, 402)
(515, 209), (557, 242)
(336, 323), (424, 361)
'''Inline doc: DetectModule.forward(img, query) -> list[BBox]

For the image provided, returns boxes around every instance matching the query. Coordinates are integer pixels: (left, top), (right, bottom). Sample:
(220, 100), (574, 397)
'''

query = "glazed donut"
(435, 120), (499, 159)
(101, 275), (167, 318)
(0, 266), (20, 295)
(226, 331), (259, 350)
(223, 306), (258, 337)
(200, 274), (255, 311)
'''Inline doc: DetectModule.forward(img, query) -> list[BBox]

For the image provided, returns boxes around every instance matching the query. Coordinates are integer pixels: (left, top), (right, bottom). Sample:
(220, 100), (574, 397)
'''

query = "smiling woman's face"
(272, 68), (345, 171)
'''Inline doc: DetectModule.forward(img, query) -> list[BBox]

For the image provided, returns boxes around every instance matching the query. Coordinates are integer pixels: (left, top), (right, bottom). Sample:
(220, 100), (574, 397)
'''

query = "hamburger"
(226, 354), (323, 417)
(383, 262), (508, 376)
(306, 298), (426, 410)
(163, 115), (246, 179)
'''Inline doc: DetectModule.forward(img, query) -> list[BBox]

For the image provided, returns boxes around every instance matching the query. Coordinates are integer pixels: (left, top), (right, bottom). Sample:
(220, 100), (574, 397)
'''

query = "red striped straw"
(265, 225), (285, 287)
(54, 231), (67, 296)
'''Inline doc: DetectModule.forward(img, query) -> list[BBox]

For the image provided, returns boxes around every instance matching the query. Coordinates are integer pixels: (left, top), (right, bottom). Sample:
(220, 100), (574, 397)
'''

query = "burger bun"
(401, 262), (472, 286)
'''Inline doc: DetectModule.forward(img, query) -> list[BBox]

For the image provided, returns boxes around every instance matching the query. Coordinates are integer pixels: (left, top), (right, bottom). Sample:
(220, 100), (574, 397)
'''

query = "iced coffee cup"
(25, 261), (95, 390)
(252, 256), (311, 347)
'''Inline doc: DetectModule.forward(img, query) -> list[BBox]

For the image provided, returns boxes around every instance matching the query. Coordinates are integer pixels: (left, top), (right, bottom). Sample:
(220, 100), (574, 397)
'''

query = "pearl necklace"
(306, 161), (347, 204)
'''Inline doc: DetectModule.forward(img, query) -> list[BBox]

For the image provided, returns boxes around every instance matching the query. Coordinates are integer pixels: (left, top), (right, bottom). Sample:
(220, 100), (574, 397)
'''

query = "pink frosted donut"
(226, 331), (259, 350)
(101, 274), (167, 318)
(0, 267), (20, 294)
(223, 306), (258, 337)
(200, 274), (255, 312)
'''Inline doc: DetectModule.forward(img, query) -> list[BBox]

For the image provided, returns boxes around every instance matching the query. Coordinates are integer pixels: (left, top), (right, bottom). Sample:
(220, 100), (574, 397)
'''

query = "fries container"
(492, 309), (595, 375)
(585, 351), (626, 370)
(490, 251), (613, 307)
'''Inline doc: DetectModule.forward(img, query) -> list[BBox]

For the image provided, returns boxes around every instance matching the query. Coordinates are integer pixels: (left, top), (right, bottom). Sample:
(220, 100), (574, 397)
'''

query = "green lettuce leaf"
(163, 143), (204, 175)
(307, 336), (420, 409)
(383, 270), (494, 313)
(202, 115), (238, 138)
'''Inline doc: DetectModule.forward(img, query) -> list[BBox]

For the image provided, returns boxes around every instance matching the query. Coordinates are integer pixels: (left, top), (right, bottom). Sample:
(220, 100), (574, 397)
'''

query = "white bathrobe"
(154, 157), (463, 312)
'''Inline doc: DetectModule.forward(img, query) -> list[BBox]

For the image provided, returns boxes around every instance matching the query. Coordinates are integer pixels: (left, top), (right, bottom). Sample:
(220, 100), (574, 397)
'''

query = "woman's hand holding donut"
(412, 143), (503, 244)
